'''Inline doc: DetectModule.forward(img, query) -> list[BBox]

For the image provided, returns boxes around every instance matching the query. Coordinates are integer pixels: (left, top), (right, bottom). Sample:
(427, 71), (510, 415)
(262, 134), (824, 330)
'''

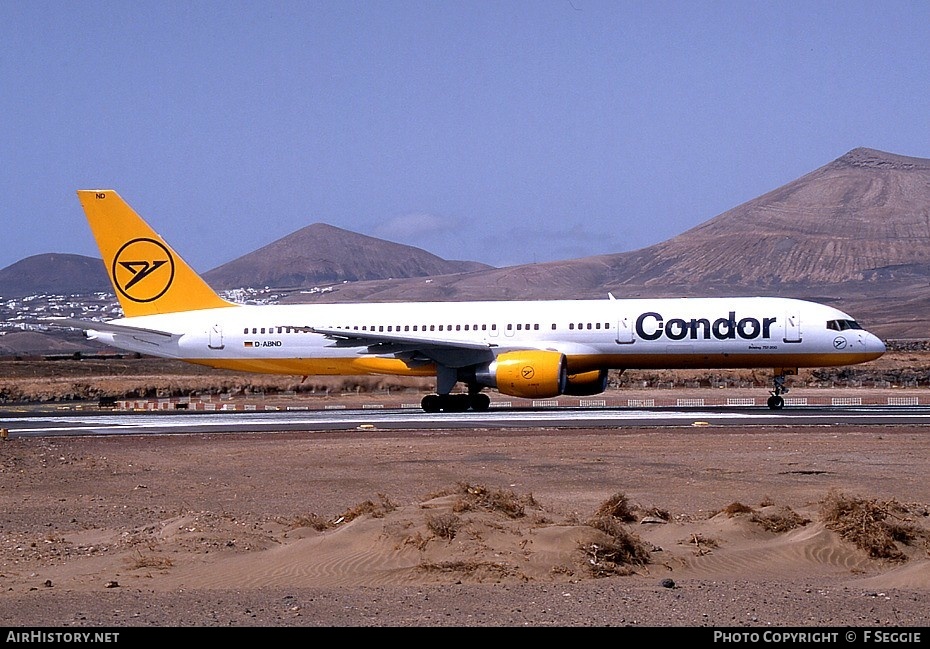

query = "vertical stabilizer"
(76, 190), (234, 317)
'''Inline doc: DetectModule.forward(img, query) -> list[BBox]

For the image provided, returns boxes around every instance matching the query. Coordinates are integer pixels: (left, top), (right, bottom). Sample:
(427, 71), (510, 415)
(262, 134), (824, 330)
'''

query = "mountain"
(287, 148), (930, 339)
(0, 224), (490, 298)
(203, 223), (491, 290)
(3, 147), (930, 341)
(605, 147), (930, 289)
(0, 254), (109, 298)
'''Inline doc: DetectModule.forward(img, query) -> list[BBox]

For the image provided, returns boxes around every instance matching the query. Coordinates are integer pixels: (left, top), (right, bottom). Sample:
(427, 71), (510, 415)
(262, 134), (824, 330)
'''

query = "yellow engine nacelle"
(492, 350), (567, 399)
(563, 368), (609, 396)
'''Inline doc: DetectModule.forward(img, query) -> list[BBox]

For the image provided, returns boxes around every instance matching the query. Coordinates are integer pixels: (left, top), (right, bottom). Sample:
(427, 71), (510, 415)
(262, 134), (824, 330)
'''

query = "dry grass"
(417, 560), (518, 579)
(751, 506), (811, 533)
(425, 512), (461, 540)
(340, 493), (398, 522)
(593, 492), (638, 522)
(581, 493), (653, 577)
(819, 489), (927, 562)
(442, 482), (537, 519)
(719, 501), (755, 516)
(127, 551), (173, 570)
(285, 513), (332, 532)
(288, 493), (398, 531)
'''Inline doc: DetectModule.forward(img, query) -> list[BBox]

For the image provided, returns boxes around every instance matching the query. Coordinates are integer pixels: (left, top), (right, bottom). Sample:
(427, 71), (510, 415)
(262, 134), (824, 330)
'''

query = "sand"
(1, 423), (930, 627)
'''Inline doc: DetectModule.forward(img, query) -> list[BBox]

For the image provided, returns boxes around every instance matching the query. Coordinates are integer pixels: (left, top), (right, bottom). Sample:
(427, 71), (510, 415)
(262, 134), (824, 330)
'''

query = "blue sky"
(2, 1), (929, 272)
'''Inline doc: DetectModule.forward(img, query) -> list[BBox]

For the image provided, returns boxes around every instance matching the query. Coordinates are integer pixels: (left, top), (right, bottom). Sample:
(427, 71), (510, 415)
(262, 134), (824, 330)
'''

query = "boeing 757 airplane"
(50, 190), (886, 412)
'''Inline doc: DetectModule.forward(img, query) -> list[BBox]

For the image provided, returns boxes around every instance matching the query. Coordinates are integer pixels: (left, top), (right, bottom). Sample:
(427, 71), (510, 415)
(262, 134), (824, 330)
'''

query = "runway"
(3, 403), (930, 438)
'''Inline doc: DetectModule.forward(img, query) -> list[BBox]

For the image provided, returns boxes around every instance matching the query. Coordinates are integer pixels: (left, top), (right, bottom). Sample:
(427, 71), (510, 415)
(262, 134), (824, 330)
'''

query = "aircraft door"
(615, 316), (634, 344)
(208, 323), (225, 350)
(783, 312), (801, 343)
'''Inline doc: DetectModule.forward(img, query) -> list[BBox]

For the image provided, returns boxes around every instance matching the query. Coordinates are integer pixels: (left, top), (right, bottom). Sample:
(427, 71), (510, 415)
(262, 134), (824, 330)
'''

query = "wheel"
(421, 394), (441, 413)
(446, 394), (470, 412)
(470, 393), (491, 411)
(767, 395), (784, 410)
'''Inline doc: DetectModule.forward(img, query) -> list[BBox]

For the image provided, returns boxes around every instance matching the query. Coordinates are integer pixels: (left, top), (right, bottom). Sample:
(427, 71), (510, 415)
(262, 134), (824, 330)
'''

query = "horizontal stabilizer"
(41, 317), (177, 339)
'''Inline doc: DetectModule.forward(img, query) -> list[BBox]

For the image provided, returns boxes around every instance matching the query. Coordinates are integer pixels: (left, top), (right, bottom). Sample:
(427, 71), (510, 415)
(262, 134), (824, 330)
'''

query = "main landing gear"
(767, 368), (797, 410)
(421, 392), (491, 413)
(421, 366), (491, 412)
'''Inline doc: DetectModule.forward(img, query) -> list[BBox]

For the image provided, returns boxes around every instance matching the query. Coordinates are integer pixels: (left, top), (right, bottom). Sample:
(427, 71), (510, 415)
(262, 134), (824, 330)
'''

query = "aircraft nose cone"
(864, 332), (886, 356)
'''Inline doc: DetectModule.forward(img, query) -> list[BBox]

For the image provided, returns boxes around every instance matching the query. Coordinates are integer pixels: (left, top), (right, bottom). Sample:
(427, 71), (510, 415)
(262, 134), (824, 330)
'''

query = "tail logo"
(112, 238), (176, 303)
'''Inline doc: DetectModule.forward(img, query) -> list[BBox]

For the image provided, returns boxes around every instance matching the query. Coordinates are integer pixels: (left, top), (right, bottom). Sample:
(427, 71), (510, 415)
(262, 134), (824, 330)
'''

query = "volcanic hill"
(202, 223), (491, 290)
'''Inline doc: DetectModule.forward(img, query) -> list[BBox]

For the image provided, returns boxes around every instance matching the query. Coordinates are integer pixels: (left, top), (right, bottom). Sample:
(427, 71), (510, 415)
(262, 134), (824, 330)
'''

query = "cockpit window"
(826, 319), (863, 331)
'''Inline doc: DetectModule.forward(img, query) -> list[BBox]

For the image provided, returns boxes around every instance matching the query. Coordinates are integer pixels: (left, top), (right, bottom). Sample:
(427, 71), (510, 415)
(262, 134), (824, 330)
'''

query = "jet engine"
(474, 350), (567, 398)
(563, 368), (609, 396)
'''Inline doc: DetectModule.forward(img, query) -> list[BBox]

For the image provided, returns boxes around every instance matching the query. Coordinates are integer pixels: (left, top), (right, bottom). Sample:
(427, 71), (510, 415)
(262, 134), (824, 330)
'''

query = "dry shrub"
(639, 506), (671, 521)
(819, 489), (924, 562)
(426, 512), (460, 540)
(451, 482), (536, 519)
(418, 560), (516, 579)
(582, 494), (654, 576)
(719, 501), (755, 517)
(582, 515), (651, 576)
(593, 492), (638, 522)
(683, 533), (720, 556)
(128, 551), (173, 570)
(341, 493), (398, 521)
(287, 513), (332, 531)
(751, 506), (810, 533)
(290, 493), (399, 530)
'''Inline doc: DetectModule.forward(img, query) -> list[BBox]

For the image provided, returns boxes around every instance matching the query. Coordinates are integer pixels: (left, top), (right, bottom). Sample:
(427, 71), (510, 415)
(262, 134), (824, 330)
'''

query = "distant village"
(0, 285), (335, 341)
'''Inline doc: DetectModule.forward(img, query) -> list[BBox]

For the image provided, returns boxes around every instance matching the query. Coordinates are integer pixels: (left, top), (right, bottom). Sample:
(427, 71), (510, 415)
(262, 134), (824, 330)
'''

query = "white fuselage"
(84, 296), (886, 378)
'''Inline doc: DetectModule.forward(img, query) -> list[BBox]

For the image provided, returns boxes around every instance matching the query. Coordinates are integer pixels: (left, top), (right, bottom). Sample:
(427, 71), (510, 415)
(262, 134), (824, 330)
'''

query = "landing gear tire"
(767, 371), (792, 410)
(470, 393), (491, 412)
(421, 393), (490, 412)
(421, 394), (442, 413)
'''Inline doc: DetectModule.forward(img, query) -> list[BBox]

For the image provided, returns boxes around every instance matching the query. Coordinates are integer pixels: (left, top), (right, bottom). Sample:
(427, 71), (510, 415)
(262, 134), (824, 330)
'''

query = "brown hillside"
(0, 254), (110, 298)
(612, 148), (930, 288)
(203, 222), (491, 289)
(287, 148), (930, 339)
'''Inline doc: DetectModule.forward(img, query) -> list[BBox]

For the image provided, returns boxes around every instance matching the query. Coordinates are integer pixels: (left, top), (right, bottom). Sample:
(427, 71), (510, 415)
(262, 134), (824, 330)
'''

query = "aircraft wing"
(299, 326), (497, 369)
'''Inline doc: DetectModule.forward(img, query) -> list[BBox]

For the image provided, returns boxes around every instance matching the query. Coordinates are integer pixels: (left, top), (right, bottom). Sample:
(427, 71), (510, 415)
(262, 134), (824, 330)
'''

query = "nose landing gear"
(767, 368), (797, 410)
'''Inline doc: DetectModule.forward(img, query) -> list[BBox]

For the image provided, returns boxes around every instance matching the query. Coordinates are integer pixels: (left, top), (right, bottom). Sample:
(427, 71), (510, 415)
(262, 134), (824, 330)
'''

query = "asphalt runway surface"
(3, 404), (930, 438)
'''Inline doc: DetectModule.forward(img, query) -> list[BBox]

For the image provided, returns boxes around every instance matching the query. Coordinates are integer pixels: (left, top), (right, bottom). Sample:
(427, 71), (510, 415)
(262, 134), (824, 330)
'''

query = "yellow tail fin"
(77, 190), (234, 316)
